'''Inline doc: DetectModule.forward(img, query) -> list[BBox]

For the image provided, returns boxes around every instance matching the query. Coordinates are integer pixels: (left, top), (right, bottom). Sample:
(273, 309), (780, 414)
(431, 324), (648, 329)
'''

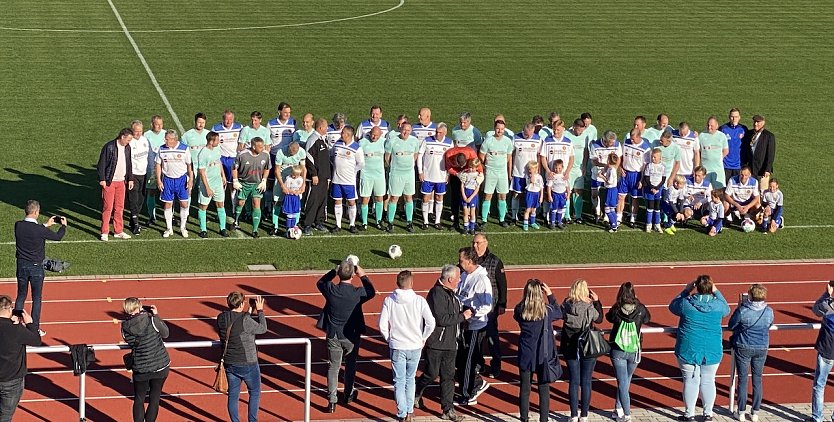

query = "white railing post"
(79, 371), (86, 421)
(728, 348), (736, 414)
(304, 339), (311, 422)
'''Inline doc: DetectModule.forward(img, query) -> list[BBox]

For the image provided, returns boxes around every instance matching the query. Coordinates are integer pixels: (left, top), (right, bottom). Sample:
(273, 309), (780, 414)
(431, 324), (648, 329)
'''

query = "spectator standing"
(729, 284), (773, 422)
(13, 200), (66, 336)
(455, 247), (493, 406)
(317, 261), (376, 413)
(97, 127), (134, 241)
(414, 265), (470, 422)
(471, 233), (508, 378)
(0, 295), (42, 422)
(606, 282), (651, 422)
(379, 271), (436, 422)
(809, 281), (834, 422)
(217, 292), (267, 422)
(514, 279), (562, 422)
(741, 115), (776, 191)
(669, 275), (730, 421)
(121, 298), (170, 422)
(561, 279), (603, 422)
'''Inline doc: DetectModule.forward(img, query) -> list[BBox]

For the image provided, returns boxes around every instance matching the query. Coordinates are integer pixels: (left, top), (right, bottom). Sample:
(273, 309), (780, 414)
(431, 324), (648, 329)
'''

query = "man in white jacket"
(455, 246), (493, 406)
(379, 270), (436, 422)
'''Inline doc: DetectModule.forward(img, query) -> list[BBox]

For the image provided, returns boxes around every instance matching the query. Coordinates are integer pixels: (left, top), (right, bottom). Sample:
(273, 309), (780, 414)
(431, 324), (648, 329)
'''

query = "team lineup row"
(96, 105), (779, 240)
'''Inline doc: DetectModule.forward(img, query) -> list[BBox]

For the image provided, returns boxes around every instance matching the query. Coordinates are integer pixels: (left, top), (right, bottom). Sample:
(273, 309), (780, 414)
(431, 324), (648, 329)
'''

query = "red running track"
(3, 261), (833, 421)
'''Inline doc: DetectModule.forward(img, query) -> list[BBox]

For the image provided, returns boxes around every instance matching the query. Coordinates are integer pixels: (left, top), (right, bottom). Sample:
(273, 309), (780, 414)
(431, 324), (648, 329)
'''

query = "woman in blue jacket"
(514, 279), (563, 422)
(728, 283), (773, 422)
(669, 275), (730, 421)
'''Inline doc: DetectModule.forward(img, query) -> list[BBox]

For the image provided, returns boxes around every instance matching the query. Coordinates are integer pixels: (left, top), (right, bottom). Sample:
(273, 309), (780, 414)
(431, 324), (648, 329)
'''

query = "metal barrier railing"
(27, 338), (312, 422)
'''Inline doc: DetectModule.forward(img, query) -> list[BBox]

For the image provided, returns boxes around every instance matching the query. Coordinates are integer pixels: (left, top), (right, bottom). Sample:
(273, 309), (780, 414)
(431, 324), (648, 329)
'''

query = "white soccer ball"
(388, 244), (403, 260)
(741, 218), (756, 233)
(346, 254), (359, 267)
(287, 227), (303, 240)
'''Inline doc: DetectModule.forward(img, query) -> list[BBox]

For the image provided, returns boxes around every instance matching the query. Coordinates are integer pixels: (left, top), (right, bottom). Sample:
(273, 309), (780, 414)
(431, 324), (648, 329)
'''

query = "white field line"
(0, 0), (405, 34)
(0, 223), (831, 246)
(105, 0), (184, 133)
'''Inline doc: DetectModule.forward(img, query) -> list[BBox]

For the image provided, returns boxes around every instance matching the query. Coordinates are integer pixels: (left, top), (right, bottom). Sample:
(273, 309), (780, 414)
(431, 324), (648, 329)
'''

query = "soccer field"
(1, 0), (833, 277)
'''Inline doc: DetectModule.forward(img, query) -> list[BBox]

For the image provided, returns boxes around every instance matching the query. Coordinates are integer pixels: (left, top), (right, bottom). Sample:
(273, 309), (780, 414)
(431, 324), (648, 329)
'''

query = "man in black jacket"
(472, 232), (508, 378)
(741, 115), (776, 191)
(317, 260), (375, 413)
(303, 118), (332, 235)
(0, 295), (42, 421)
(14, 200), (66, 336)
(96, 128), (134, 241)
(415, 264), (470, 422)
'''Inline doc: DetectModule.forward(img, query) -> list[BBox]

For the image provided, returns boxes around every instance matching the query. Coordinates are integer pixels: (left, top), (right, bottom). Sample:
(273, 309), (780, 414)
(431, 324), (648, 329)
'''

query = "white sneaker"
(569, 418), (578, 422)
(644, 225), (652, 233)
(619, 416), (632, 422)
(162, 229), (173, 238)
(579, 417), (588, 422)
(113, 232), (131, 239)
(181, 228), (189, 238)
(614, 408), (624, 419)
(750, 413), (759, 422)
(38, 329), (46, 337)
(100, 233), (109, 241)
(654, 224), (663, 233)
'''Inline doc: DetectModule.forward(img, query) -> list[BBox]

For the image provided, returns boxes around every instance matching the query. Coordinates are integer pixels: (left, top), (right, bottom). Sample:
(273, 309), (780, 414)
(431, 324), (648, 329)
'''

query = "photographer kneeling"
(122, 297), (170, 422)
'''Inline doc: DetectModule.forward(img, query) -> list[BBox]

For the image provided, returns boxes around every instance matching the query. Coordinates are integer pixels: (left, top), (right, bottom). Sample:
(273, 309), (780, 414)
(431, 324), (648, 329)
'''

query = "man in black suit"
(303, 118), (331, 235)
(741, 114), (776, 190)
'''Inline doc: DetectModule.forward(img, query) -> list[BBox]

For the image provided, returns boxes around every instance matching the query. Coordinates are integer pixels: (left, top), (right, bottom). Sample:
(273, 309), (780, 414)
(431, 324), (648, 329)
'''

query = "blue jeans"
(391, 348), (421, 418)
(0, 377), (24, 422)
(566, 357), (597, 418)
(812, 353), (834, 422)
(15, 260), (45, 331)
(226, 363), (261, 422)
(678, 359), (719, 417)
(611, 349), (638, 416)
(734, 347), (767, 414)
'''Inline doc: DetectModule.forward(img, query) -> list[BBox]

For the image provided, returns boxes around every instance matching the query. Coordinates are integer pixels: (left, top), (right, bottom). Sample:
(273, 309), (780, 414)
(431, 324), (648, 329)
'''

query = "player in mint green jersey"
(143, 115), (165, 225)
(652, 130), (682, 187)
(698, 116), (730, 188)
(293, 113), (316, 148)
(478, 120), (513, 226)
(182, 113), (209, 164)
(644, 113), (673, 143)
(384, 123), (419, 232)
(239, 111), (271, 151)
(196, 131), (228, 238)
(451, 112), (483, 149)
(270, 141), (306, 235)
(359, 126), (387, 230)
(563, 119), (588, 223)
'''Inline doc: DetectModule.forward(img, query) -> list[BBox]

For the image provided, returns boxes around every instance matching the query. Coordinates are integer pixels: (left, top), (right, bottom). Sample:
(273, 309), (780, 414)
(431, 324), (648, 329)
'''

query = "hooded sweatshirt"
(379, 288), (436, 350)
(457, 265), (493, 331)
(121, 311), (170, 374)
(561, 299), (603, 359)
(728, 300), (773, 349)
(669, 290), (730, 366)
(606, 302), (651, 352)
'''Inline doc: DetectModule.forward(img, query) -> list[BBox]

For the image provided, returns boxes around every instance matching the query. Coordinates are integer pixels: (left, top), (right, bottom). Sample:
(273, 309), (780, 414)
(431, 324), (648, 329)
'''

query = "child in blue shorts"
(458, 158), (484, 235)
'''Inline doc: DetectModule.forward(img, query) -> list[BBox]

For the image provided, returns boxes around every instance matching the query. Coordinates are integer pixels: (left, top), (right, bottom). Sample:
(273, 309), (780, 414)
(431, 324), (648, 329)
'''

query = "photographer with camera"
(14, 200), (66, 337)
(121, 297), (170, 422)
(0, 295), (42, 422)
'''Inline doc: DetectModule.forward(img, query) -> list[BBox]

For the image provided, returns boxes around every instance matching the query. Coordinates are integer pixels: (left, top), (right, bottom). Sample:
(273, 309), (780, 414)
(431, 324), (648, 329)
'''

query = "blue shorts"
(462, 188), (478, 208)
(642, 187), (664, 201)
(221, 156), (236, 182)
(550, 191), (567, 209)
(330, 184), (357, 201)
(605, 187), (619, 208)
(282, 194), (302, 215)
(618, 171), (642, 198)
(510, 176), (527, 193)
(160, 175), (189, 203)
(706, 217), (723, 233)
(420, 181), (447, 195)
(525, 191), (541, 208)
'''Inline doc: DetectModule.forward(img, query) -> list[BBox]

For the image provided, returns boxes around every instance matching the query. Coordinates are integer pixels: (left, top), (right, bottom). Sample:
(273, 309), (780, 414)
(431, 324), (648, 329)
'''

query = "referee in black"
(303, 118), (332, 235)
(14, 200), (66, 337)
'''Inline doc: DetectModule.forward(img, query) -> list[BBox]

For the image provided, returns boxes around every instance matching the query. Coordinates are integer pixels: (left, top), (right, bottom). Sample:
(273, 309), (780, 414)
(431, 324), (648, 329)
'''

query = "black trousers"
(520, 370), (550, 422)
(127, 174), (147, 218)
(132, 367), (169, 422)
(415, 348), (456, 413)
(448, 176), (462, 227)
(455, 328), (485, 399)
(485, 309), (502, 375)
(303, 180), (328, 227)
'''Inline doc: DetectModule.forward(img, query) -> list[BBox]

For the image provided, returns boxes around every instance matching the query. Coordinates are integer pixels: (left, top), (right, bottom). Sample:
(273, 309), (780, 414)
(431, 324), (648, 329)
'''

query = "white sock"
(334, 205), (343, 228)
(617, 213), (623, 223)
(348, 205), (357, 226)
(435, 200), (443, 224)
(591, 189), (600, 215)
(164, 207), (173, 230)
(179, 206), (188, 230)
(422, 202), (431, 225)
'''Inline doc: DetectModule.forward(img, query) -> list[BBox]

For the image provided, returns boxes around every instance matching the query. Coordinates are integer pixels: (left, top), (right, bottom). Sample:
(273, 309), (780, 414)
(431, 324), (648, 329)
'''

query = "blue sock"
(653, 208), (661, 225)
(608, 211), (618, 228)
(646, 209), (653, 226)
(556, 212), (563, 224)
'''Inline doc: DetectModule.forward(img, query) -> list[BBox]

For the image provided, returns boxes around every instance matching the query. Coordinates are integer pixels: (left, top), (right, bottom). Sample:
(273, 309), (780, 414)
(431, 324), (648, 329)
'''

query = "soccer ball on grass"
(388, 245), (403, 259)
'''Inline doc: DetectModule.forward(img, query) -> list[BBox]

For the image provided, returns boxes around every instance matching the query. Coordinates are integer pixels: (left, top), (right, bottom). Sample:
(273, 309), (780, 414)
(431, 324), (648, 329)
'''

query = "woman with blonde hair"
(121, 297), (170, 422)
(514, 279), (562, 422)
(561, 279), (603, 422)
(729, 283), (773, 421)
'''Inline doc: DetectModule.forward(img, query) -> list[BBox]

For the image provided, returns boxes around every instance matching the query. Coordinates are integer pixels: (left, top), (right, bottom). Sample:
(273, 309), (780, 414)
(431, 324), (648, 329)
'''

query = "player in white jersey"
(412, 107), (437, 141)
(212, 110), (244, 215)
(539, 119), (573, 224)
(672, 121), (701, 176)
(266, 103), (296, 218)
(356, 105), (390, 140)
(418, 123), (453, 229)
(143, 115), (165, 226)
(155, 129), (193, 238)
(702, 189), (726, 236)
(330, 126), (364, 233)
(510, 123), (542, 223)
(522, 161), (544, 230)
(326, 113), (348, 149)
(127, 120), (150, 235)
(724, 166), (761, 222)
(683, 166), (713, 220)
(452, 111), (483, 150)
(546, 159), (569, 228)
(761, 178), (784, 232)
(662, 175), (688, 234)
(642, 149), (667, 232)
(589, 130), (623, 223)
(618, 128), (651, 227)
(538, 112), (561, 139)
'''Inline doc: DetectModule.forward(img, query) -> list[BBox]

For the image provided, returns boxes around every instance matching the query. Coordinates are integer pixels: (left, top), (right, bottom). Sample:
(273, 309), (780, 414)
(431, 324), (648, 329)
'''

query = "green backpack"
(613, 320), (639, 353)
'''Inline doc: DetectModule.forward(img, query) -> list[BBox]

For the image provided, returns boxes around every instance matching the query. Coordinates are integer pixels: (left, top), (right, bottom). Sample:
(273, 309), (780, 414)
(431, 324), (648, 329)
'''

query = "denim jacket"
(728, 300), (773, 350)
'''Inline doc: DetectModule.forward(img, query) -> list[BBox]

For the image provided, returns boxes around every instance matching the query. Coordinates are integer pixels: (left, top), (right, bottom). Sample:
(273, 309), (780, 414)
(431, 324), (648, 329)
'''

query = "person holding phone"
(729, 284), (773, 421)
(14, 200), (67, 337)
(0, 295), (42, 421)
(809, 281), (834, 422)
(121, 297), (170, 422)
(561, 279), (603, 422)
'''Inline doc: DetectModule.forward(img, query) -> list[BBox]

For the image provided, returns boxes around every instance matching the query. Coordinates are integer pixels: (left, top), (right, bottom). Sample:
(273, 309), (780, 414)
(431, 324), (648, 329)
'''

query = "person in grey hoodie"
(455, 246), (493, 406)
(379, 270), (436, 422)
(121, 297), (170, 422)
(561, 279), (603, 422)
(728, 283), (773, 422)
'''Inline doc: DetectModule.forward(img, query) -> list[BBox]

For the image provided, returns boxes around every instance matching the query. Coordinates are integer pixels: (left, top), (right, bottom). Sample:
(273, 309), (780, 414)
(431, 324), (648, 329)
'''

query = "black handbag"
(578, 326), (610, 358)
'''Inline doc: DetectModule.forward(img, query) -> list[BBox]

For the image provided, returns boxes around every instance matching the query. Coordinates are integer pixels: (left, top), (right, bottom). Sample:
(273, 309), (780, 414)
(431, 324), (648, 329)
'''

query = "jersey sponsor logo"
(176, 154), (182, 159)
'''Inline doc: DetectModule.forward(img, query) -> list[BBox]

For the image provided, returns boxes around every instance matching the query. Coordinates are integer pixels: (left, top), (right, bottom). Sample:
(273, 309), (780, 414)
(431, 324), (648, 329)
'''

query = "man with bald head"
(359, 126), (387, 230)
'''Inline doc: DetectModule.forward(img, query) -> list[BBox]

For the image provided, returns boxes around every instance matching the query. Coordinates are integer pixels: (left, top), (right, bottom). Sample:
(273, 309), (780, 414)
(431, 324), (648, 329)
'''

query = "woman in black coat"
(514, 279), (563, 422)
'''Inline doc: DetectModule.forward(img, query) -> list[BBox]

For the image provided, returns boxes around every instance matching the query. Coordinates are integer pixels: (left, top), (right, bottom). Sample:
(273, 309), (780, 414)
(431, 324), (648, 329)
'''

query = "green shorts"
(198, 181), (224, 206)
(388, 172), (415, 197)
(237, 182), (263, 200)
(483, 170), (509, 195)
(569, 169), (585, 190)
(360, 174), (386, 197)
